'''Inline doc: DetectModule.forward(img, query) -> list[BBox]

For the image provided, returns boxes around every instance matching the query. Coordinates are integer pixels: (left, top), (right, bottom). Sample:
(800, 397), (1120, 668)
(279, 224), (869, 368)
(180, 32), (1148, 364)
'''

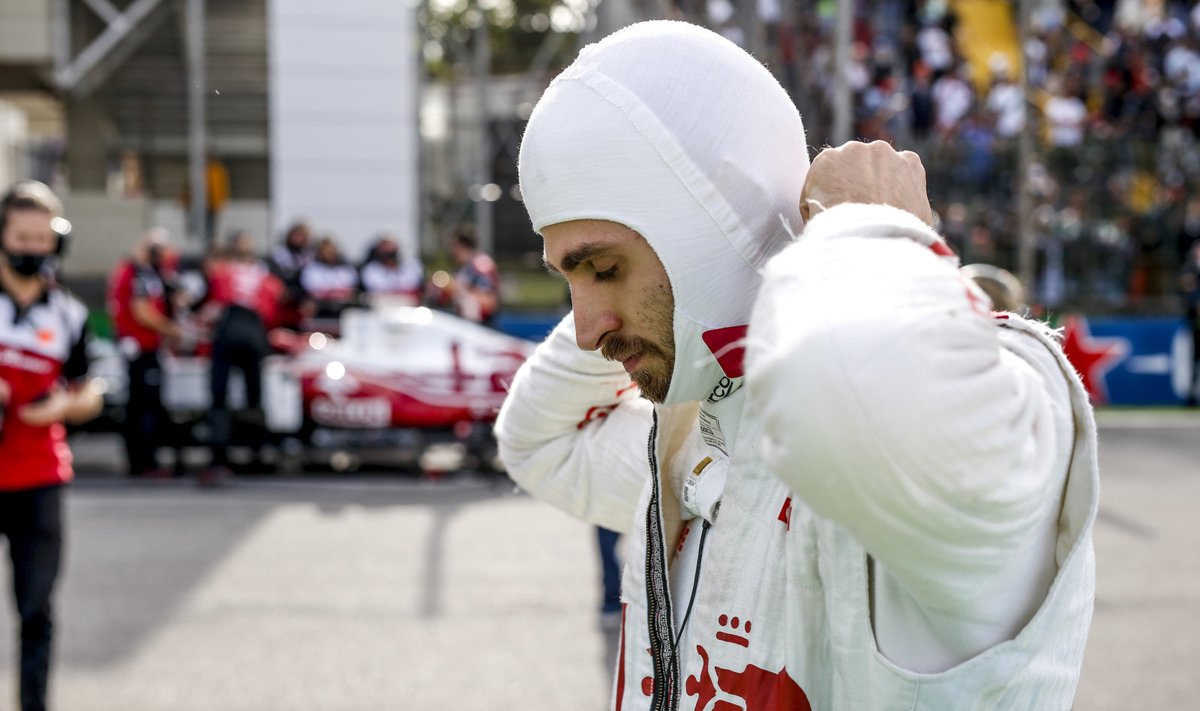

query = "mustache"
(601, 335), (658, 363)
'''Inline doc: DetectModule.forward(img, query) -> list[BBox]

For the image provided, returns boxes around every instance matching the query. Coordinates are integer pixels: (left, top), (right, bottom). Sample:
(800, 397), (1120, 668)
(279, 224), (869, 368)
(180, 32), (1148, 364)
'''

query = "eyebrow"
(543, 242), (613, 275)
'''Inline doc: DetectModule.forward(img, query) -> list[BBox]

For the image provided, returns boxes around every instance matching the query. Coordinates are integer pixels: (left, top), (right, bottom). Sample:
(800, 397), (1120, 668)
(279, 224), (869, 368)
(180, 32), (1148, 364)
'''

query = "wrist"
(803, 203), (955, 264)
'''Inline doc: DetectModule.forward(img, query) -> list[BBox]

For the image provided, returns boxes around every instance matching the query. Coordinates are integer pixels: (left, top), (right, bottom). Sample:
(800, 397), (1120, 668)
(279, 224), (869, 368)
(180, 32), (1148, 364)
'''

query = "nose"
(571, 288), (620, 352)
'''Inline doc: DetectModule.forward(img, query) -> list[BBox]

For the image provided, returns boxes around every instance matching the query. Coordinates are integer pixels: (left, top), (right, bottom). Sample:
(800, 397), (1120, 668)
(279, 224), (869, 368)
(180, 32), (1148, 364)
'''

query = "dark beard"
(631, 366), (670, 403)
(602, 335), (672, 403)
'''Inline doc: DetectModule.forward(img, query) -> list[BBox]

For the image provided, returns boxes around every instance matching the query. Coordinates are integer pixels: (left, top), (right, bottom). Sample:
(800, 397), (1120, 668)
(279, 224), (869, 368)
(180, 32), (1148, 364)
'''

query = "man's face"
(2, 208), (56, 256)
(542, 219), (675, 402)
(377, 239), (399, 265)
(317, 241), (338, 263)
(230, 234), (255, 260)
(286, 228), (310, 254)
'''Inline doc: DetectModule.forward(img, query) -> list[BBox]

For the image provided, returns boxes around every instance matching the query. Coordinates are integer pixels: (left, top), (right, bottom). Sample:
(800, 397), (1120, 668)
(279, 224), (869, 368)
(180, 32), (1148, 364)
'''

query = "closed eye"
(594, 265), (618, 282)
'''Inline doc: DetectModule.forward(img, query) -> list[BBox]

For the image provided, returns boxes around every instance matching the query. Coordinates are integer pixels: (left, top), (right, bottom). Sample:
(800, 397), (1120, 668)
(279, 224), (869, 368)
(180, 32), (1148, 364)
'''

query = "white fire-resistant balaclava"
(518, 21), (809, 405)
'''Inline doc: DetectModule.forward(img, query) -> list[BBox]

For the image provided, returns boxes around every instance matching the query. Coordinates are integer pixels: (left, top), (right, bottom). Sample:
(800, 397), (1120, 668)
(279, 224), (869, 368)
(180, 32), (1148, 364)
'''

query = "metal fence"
(917, 125), (1197, 315)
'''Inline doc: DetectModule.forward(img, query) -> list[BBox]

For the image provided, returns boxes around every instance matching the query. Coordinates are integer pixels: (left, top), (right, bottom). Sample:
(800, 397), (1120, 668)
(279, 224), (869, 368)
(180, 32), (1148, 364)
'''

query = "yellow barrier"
(950, 0), (1022, 92)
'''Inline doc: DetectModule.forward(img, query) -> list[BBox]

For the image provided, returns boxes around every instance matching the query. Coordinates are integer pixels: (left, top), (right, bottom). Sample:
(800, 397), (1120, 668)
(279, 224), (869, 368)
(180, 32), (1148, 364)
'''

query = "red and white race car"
(93, 304), (537, 472)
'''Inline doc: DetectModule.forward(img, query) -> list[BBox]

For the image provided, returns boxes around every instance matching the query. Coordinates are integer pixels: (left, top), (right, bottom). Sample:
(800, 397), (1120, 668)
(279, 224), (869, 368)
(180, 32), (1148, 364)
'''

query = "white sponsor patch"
(0, 346), (54, 374)
(698, 409), (727, 455)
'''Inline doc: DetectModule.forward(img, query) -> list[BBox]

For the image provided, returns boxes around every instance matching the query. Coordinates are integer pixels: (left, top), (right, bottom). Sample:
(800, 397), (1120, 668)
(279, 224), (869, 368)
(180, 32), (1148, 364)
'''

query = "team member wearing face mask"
(0, 181), (103, 711)
(359, 236), (424, 306)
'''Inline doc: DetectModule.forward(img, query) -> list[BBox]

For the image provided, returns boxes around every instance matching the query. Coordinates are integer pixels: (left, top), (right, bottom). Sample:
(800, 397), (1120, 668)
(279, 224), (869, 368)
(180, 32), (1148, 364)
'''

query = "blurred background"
(0, 0), (1198, 404)
(0, 0), (1197, 709)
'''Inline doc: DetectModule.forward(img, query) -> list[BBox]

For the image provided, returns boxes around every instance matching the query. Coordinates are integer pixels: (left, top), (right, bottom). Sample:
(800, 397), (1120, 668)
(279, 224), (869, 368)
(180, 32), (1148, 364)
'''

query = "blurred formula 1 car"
(92, 304), (536, 472)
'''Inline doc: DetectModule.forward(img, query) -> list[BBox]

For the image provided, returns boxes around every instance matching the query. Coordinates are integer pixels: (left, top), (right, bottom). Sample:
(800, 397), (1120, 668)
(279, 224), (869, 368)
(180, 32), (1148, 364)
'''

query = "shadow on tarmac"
(43, 469), (517, 670)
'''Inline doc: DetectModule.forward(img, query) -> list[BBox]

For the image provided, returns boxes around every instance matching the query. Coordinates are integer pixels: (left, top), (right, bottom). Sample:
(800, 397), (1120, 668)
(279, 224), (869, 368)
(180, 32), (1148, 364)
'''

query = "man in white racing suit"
(496, 21), (1098, 711)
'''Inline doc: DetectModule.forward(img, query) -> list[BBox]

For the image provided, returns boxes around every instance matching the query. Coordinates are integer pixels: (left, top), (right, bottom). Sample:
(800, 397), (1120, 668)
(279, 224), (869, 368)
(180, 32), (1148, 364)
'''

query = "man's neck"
(0, 263), (46, 307)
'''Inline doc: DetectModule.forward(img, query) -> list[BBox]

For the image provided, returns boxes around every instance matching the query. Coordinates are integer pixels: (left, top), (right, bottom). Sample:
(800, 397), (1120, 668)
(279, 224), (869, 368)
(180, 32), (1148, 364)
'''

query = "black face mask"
(147, 245), (164, 271)
(5, 252), (48, 277)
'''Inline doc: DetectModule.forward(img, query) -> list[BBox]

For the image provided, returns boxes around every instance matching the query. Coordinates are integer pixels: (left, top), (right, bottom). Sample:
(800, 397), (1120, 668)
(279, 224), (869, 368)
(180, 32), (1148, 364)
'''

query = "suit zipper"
(645, 410), (678, 710)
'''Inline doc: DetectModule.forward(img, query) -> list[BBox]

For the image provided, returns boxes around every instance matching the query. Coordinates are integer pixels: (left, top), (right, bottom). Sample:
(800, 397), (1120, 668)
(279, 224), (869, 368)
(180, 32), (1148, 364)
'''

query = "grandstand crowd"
(760, 0), (1200, 313)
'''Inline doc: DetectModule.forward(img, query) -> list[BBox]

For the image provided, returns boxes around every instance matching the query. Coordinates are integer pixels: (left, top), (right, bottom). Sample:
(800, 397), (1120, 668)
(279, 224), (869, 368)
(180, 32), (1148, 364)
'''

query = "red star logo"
(1060, 315), (1128, 404)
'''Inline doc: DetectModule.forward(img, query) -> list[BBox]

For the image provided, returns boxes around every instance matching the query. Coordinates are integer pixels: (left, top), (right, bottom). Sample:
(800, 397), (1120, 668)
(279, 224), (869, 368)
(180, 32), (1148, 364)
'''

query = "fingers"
(18, 403), (58, 427)
(823, 139), (912, 166)
(17, 391), (68, 426)
(812, 139), (914, 166)
(800, 139), (933, 226)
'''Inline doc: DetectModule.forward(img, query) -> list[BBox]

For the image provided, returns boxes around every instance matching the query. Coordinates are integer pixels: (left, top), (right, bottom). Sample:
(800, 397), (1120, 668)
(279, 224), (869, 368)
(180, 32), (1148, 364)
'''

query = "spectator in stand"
(1043, 76), (1089, 182)
(985, 58), (1024, 141)
(909, 61), (937, 141)
(200, 231), (283, 486)
(916, 15), (955, 73)
(1164, 32), (1200, 98)
(359, 235), (423, 306)
(845, 40), (875, 100)
(898, 18), (922, 75)
(958, 107), (998, 191)
(982, 59), (1023, 191)
(300, 236), (359, 322)
(931, 63), (975, 138)
(107, 227), (182, 478)
(857, 46), (903, 141)
(1024, 22), (1050, 88)
(267, 221), (312, 328)
(966, 223), (999, 265)
(447, 230), (500, 325)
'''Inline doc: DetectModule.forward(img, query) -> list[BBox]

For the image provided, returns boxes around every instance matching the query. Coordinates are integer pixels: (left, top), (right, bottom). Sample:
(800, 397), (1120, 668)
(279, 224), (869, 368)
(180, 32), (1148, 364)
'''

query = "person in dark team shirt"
(359, 235), (423, 306)
(0, 181), (102, 711)
(448, 230), (499, 325)
(299, 236), (359, 322)
(199, 232), (283, 486)
(107, 227), (181, 477)
(266, 220), (312, 329)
